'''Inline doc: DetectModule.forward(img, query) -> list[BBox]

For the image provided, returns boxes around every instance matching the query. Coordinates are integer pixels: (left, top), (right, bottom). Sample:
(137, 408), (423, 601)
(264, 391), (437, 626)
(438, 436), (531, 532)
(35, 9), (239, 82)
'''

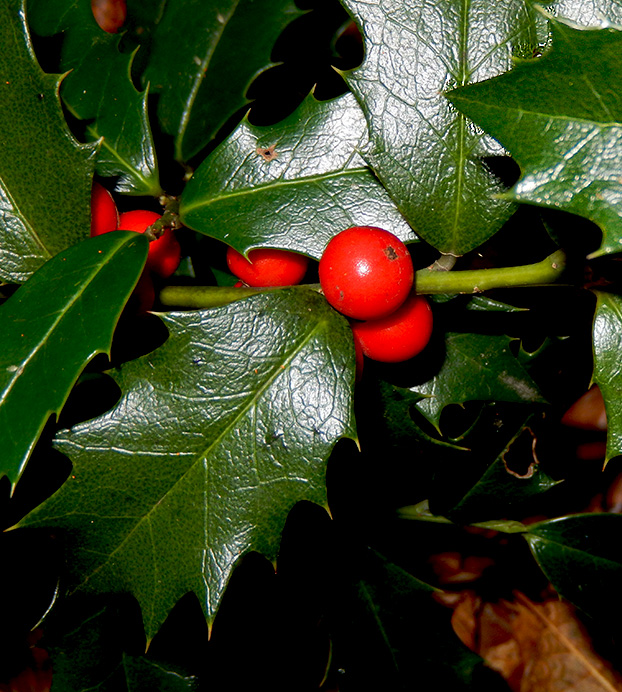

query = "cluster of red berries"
(226, 226), (432, 369)
(90, 182), (182, 311)
(319, 227), (432, 364)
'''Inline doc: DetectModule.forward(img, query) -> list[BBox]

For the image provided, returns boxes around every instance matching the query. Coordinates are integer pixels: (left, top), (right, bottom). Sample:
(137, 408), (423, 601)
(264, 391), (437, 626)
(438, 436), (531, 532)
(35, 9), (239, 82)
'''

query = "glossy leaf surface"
(525, 514), (622, 624)
(180, 93), (415, 259)
(142, 0), (300, 162)
(27, 0), (161, 196)
(0, 0), (95, 283)
(341, 0), (539, 255)
(448, 15), (622, 258)
(413, 333), (545, 430)
(544, 0), (622, 28)
(0, 232), (148, 489)
(592, 291), (622, 463)
(18, 289), (356, 640)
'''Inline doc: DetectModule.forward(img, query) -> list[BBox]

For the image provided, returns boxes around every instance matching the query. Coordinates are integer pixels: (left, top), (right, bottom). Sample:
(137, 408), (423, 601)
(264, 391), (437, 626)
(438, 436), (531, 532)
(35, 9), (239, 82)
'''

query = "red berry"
(319, 227), (413, 320)
(119, 271), (155, 317)
(351, 294), (433, 363)
(92, 0), (127, 33)
(90, 182), (118, 237)
(118, 210), (182, 278)
(131, 271), (156, 314)
(226, 247), (309, 287)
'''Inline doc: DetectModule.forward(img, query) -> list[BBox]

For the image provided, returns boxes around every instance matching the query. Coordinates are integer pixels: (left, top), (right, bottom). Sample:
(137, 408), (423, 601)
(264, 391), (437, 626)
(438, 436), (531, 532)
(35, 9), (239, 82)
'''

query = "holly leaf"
(180, 93), (416, 259)
(543, 0), (622, 29)
(43, 595), (198, 692)
(118, 655), (198, 692)
(328, 549), (504, 690)
(442, 415), (560, 523)
(0, 0), (96, 283)
(412, 333), (545, 430)
(592, 291), (622, 463)
(27, 0), (161, 196)
(377, 380), (466, 453)
(340, 0), (540, 256)
(142, 0), (301, 163)
(17, 289), (356, 641)
(465, 296), (526, 312)
(448, 14), (622, 258)
(524, 514), (622, 625)
(0, 232), (148, 490)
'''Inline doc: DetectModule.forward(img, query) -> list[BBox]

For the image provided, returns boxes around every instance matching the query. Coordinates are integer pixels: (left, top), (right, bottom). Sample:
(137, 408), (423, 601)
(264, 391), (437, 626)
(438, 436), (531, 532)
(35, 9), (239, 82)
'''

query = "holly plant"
(3, 0), (622, 689)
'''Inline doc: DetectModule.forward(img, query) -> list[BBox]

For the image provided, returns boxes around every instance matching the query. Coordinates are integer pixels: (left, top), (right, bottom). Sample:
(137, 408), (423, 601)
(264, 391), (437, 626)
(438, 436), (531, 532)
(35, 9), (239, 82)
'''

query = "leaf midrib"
(65, 302), (334, 595)
(451, 92), (622, 130)
(176, 1), (240, 158)
(450, 0), (471, 251)
(182, 165), (371, 215)
(528, 533), (622, 571)
(0, 237), (140, 410)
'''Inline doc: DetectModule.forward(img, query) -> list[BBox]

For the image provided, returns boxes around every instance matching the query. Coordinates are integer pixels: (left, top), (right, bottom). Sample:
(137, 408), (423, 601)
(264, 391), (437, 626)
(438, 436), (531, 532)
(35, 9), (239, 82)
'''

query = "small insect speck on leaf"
(257, 145), (277, 161)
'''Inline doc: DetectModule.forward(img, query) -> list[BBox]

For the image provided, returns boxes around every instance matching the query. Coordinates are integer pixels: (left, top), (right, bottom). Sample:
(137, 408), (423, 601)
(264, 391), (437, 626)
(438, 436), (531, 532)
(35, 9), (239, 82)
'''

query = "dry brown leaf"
(449, 591), (622, 691)
(428, 551), (495, 585)
(562, 386), (607, 432)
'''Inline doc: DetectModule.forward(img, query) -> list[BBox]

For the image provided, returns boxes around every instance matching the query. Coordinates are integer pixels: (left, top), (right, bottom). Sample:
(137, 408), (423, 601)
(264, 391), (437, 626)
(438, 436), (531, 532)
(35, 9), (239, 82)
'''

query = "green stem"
(415, 249), (566, 294)
(158, 250), (567, 309)
(145, 196), (181, 241)
(159, 285), (269, 309)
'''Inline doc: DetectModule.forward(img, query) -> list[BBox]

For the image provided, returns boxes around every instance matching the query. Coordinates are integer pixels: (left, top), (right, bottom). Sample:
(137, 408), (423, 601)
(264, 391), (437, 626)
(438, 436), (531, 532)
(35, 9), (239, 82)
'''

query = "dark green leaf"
(525, 514), (622, 624)
(27, 0), (161, 196)
(448, 15), (622, 258)
(142, 0), (300, 162)
(444, 416), (560, 522)
(394, 405), (557, 524)
(0, 0), (96, 283)
(341, 0), (540, 255)
(377, 380), (466, 453)
(398, 499), (528, 535)
(119, 655), (198, 692)
(18, 289), (356, 641)
(0, 232), (147, 489)
(465, 296), (526, 312)
(592, 291), (622, 463)
(43, 595), (198, 692)
(180, 93), (415, 259)
(329, 550), (504, 690)
(413, 333), (546, 430)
